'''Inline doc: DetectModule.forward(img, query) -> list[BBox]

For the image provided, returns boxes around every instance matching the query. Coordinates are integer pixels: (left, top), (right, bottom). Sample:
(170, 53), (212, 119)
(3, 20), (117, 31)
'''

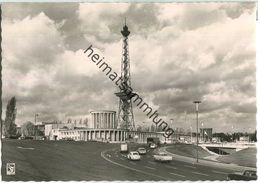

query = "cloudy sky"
(2, 2), (256, 133)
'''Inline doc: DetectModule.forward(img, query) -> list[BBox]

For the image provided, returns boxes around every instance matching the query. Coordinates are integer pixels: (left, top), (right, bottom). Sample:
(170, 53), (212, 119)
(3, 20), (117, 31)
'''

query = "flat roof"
(90, 110), (116, 113)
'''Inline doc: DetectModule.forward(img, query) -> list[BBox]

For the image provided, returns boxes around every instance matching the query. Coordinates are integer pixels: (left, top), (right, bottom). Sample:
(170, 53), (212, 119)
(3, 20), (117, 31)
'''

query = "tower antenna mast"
(115, 20), (135, 133)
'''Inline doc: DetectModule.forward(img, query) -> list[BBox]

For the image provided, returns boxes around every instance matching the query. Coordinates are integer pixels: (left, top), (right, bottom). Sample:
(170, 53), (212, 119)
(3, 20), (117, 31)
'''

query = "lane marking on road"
(148, 161), (157, 165)
(192, 171), (209, 176)
(101, 148), (168, 180)
(184, 165), (196, 169)
(17, 146), (35, 150)
(119, 158), (125, 161)
(106, 154), (111, 157)
(169, 172), (185, 178)
(212, 170), (228, 175)
(129, 162), (136, 165)
(165, 165), (177, 170)
(144, 166), (156, 170)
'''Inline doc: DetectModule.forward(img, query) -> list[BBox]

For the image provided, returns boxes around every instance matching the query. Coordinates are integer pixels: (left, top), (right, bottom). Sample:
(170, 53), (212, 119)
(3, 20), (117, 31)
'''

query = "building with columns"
(50, 128), (167, 143)
(90, 111), (117, 129)
(44, 111), (168, 143)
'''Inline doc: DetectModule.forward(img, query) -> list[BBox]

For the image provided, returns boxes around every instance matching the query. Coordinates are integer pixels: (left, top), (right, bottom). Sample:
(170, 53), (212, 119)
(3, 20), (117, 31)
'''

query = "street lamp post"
(155, 123), (158, 137)
(170, 119), (173, 143)
(170, 119), (173, 128)
(34, 113), (39, 140)
(193, 101), (201, 163)
(175, 127), (177, 141)
(201, 121), (205, 142)
(190, 126), (192, 143)
(155, 114), (159, 138)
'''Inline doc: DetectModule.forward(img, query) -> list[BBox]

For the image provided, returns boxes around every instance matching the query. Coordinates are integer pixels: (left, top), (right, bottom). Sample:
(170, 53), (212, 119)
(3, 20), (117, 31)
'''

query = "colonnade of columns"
(91, 111), (117, 129)
(74, 130), (162, 143)
(77, 129), (127, 142)
(59, 128), (164, 143)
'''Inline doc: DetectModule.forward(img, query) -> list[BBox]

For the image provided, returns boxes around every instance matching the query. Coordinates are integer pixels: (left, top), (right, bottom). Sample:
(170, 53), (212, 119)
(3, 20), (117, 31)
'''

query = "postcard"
(0, 1), (257, 181)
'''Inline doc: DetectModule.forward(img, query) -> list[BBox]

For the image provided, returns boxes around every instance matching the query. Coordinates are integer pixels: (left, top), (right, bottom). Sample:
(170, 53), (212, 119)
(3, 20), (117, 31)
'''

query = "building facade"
(90, 111), (117, 129)
(239, 136), (250, 143)
(51, 128), (166, 143)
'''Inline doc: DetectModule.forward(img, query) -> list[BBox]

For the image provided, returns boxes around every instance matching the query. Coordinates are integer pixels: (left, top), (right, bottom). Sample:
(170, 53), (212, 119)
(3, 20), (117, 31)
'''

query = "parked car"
(150, 143), (157, 149)
(127, 151), (141, 161)
(153, 152), (173, 162)
(137, 147), (147, 155)
(227, 170), (257, 181)
(147, 137), (160, 146)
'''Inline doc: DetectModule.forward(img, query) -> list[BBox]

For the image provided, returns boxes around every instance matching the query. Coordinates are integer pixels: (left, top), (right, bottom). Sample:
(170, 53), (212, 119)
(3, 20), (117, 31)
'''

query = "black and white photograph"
(0, 1), (257, 181)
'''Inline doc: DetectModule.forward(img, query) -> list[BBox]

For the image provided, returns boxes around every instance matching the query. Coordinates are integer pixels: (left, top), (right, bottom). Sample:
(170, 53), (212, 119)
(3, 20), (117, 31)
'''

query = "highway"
(101, 145), (235, 181)
(2, 140), (238, 181)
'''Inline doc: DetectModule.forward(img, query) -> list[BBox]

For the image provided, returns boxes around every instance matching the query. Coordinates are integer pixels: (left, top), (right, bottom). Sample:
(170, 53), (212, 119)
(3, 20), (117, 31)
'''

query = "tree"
(4, 97), (17, 137)
(250, 130), (257, 142)
(213, 133), (232, 142)
(21, 121), (35, 137)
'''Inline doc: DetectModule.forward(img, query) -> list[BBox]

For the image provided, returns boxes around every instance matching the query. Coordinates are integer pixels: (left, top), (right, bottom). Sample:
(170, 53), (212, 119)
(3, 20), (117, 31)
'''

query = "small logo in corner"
(6, 163), (15, 175)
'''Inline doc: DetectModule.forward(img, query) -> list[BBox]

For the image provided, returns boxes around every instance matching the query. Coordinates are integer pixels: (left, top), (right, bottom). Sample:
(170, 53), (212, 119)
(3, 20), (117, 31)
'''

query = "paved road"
(2, 140), (163, 181)
(101, 145), (235, 181)
(2, 140), (237, 181)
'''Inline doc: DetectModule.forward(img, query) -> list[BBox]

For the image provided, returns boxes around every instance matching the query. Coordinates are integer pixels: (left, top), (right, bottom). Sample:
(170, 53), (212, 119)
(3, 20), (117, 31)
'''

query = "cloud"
(2, 3), (256, 133)
(3, 12), (64, 73)
(157, 3), (254, 30)
(2, 12), (64, 102)
(78, 3), (130, 42)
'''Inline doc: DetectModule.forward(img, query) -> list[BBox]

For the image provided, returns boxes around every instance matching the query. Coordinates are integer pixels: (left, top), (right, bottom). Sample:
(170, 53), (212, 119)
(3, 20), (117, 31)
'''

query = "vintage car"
(153, 152), (173, 162)
(227, 170), (257, 181)
(137, 147), (147, 155)
(149, 143), (157, 149)
(127, 151), (141, 161)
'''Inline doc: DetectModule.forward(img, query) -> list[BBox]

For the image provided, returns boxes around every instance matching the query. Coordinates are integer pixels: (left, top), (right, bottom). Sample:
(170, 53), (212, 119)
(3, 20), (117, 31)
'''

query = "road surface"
(2, 140), (237, 181)
(101, 145), (235, 181)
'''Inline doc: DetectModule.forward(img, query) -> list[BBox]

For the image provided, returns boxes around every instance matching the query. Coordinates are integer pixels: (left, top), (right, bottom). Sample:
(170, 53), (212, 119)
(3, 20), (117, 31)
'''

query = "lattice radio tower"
(115, 20), (135, 131)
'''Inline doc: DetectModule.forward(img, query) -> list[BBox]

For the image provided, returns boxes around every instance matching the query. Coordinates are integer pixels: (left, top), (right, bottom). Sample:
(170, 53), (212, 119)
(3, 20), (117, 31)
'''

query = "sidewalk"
(159, 146), (256, 172)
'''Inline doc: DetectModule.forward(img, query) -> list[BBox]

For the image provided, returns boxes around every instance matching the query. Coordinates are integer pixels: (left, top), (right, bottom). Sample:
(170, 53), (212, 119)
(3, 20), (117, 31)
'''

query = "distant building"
(239, 136), (250, 143)
(200, 128), (212, 142)
(179, 135), (191, 143)
(44, 123), (75, 140)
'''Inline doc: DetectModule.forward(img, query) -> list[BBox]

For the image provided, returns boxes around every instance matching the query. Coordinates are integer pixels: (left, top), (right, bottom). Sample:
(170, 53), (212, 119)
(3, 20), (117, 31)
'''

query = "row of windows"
(62, 132), (77, 135)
